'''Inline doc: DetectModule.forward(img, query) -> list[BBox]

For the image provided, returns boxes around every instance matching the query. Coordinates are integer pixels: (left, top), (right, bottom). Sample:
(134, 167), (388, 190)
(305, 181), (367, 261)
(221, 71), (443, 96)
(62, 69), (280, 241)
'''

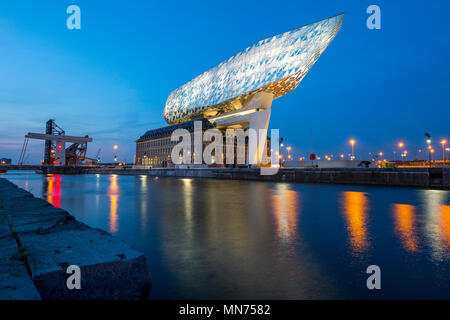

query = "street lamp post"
(398, 142), (405, 161)
(428, 145), (432, 167)
(349, 139), (355, 160)
(114, 145), (118, 162)
(425, 133), (431, 167)
(441, 139), (447, 163)
(286, 146), (292, 161)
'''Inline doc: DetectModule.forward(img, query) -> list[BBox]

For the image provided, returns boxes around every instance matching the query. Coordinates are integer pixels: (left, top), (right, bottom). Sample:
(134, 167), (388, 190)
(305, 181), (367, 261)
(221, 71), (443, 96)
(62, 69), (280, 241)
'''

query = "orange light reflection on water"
(271, 187), (299, 242)
(440, 205), (450, 249)
(393, 204), (419, 252)
(340, 191), (369, 255)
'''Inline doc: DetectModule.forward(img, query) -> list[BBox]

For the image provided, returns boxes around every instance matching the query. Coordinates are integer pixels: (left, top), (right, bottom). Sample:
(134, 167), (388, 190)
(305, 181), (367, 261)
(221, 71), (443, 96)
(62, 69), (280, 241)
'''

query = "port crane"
(95, 148), (102, 162)
(18, 120), (93, 166)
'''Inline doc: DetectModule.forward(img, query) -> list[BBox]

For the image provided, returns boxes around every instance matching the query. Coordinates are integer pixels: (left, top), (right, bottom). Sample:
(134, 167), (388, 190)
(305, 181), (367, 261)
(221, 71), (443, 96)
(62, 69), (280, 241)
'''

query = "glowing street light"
(441, 139), (447, 162)
(286, 146), (292, 161)
(349, 139), (355, 160)
(113, 145), (118, 162)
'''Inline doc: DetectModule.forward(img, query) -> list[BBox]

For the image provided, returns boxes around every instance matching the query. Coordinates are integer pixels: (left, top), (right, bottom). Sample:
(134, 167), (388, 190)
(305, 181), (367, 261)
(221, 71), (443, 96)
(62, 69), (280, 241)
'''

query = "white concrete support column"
(210, 91), (273, 167)
(243, 92), (273, 166)
(247, 109), (271, 166)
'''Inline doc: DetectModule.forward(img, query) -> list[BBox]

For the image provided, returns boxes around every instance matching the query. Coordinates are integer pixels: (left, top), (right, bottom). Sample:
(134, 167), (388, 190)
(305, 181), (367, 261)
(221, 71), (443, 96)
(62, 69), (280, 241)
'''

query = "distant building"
(137, 14), (343, 167)
(0, 158), (12, 165)
(136, 119), (214, 168)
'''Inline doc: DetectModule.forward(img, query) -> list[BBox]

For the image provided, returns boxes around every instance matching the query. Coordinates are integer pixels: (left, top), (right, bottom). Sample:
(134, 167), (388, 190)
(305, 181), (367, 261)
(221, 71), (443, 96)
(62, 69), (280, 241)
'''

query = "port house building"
(136, 14), (343, 168)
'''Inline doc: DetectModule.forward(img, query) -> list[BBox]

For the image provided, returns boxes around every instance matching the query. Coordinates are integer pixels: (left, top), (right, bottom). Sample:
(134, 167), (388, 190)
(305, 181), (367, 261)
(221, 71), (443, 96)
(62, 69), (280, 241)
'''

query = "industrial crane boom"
(25, 133), (92, 144)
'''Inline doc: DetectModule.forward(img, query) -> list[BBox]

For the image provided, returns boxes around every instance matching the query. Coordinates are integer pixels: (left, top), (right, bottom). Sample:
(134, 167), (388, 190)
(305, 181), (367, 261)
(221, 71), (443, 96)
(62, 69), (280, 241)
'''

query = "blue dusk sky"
(0, 0), (449, 163)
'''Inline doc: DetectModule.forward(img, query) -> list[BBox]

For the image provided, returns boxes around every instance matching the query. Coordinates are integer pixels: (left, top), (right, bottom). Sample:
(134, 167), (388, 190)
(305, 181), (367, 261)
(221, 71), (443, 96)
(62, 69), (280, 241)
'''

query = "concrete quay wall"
(81, 167), (450, 188)
(1, 165), (41, 170)
(0, 178), (151, 300)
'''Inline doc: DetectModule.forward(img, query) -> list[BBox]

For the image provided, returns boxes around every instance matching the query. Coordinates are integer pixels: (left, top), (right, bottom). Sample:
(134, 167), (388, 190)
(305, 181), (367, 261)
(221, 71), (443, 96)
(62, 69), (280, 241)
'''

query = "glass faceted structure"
(164, 14), (344, 124)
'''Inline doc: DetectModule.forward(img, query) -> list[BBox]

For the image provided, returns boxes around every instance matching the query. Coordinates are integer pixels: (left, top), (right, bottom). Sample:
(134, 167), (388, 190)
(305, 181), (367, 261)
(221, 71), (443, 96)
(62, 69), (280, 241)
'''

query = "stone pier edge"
(67, 167), (450, 189)
(0, 178), (151, 300)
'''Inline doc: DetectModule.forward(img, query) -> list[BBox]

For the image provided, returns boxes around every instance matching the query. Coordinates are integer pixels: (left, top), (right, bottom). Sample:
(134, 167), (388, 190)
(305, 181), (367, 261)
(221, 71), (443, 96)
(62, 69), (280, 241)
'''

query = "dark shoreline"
(0, 178), (151, 300)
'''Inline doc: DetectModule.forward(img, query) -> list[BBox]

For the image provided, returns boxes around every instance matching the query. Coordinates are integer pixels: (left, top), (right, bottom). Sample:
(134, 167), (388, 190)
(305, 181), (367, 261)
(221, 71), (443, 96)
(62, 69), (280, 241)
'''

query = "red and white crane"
(19, 120), (93, 167)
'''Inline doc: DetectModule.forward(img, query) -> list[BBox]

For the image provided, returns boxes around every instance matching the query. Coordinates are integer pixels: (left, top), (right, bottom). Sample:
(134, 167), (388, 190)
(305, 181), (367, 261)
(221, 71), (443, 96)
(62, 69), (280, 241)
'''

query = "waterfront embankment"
(40, 167), (450, 189)
(0, 178), (151, 300)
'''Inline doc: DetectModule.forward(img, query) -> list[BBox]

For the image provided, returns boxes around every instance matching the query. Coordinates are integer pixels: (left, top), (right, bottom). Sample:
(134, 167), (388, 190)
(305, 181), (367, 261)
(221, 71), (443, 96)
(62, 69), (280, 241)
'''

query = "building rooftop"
(137, 118), (214, 141)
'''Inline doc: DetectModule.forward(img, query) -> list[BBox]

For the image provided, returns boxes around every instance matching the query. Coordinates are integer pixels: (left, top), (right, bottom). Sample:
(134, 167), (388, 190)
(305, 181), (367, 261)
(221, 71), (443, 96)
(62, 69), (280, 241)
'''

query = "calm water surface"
(4, 171), (450, 299)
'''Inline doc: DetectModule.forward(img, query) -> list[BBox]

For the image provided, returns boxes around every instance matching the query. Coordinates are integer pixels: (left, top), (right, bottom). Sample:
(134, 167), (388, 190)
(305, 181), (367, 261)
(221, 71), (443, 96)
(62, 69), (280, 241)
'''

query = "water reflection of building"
(271, 184), (299, 243)
(138, 175), (149, 233)
(340, 191), (370, 256)
(181, 178), (194, 240)
(44, 174), (61, 208)
(108, 174), (119, 234)
(393, 204), (419, 252)
(158, 180), (332, 299)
